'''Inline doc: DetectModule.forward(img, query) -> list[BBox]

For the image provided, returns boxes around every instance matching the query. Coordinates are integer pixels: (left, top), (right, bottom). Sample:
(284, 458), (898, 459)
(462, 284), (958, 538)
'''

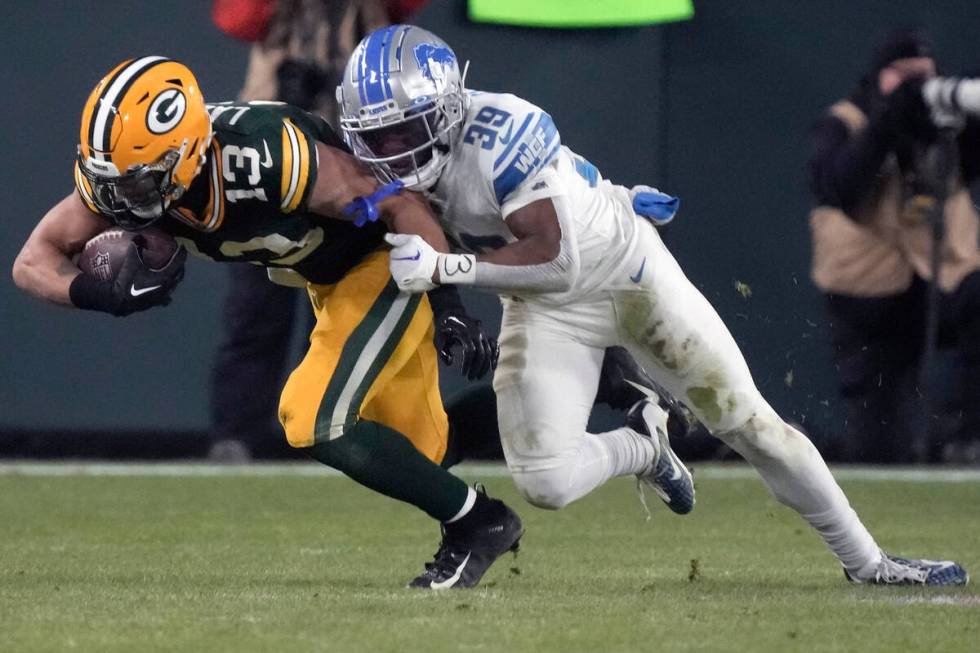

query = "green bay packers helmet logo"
(146, 89), (187, 134)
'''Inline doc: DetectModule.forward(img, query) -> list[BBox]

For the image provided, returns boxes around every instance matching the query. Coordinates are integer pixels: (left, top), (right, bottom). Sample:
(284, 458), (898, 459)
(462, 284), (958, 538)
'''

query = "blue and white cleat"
(845, 551), (969, 586)
(627, 398), (695, 515)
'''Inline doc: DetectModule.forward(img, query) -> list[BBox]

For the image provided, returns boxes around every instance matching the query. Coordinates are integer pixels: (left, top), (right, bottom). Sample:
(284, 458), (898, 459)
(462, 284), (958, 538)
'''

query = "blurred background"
(2, 0), (978, 462)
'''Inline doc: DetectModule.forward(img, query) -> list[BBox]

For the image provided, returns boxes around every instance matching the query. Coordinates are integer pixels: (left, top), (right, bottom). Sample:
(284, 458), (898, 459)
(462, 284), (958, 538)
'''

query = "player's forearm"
(433, 235), (575, 293)
(384, 193), (452, 253)
(435, 197), (577, 293)
(12, 239), (79, 306)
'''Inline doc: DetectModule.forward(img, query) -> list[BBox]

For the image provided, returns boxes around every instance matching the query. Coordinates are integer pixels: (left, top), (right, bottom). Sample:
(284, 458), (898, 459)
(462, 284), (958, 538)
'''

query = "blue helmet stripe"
(493, 112), (535, 170)
(356, 45), (367, 105)
(380, 26), (402, 99)
(362, 27), (395, 104)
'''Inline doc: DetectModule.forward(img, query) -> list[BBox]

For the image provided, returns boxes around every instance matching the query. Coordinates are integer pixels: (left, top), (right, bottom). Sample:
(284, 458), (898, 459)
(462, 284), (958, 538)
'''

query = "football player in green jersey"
(12, 56), (522, 589)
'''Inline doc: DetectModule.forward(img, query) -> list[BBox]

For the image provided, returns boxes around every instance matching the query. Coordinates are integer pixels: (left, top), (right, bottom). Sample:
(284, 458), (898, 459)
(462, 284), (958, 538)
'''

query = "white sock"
(596, 427), (657, 477)
(717, 408), (880, 575)
(444, 486), (477, 523)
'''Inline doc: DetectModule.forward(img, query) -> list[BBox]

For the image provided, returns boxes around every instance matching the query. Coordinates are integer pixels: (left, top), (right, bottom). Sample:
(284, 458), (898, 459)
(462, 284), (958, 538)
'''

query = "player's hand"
(70, 244), (187, 316)
(434, 310), (499, 380)
(385, 233), (438, 292)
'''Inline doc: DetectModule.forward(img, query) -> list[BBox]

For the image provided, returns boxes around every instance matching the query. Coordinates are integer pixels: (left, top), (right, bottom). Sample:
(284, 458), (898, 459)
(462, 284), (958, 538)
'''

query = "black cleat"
(408, 488), (524, 590)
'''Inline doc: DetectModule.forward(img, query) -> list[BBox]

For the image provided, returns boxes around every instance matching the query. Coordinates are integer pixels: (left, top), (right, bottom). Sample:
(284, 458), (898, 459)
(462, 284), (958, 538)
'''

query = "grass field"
(1, 463), (978, 653)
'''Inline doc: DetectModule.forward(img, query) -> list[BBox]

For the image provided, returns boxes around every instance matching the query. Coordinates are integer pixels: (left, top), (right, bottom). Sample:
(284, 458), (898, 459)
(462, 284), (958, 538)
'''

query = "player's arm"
(12, 192), (186, 315)
(307, 141), (497, 377)
(386, 194), (576, 293)
(306, 142), (451, 252)
(12, 192), (109, 305)
(385, 100), (578, 293)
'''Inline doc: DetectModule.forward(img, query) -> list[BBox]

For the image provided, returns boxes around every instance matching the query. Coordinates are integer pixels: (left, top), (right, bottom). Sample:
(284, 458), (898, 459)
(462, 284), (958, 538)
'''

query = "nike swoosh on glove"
(69, 243), (187, 317)
(385, 233), (439, 292)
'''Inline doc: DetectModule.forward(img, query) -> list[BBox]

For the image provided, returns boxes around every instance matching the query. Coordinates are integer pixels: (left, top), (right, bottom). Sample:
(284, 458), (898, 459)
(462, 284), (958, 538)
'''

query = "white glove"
(384, 233), (438, 292)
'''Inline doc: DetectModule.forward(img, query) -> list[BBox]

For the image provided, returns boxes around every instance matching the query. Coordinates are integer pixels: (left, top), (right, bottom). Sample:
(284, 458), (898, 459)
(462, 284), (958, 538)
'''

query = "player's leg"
(279, 250), (471, 521)
(616, 223), (966, 584)
(615, 224), (886, 574)
(279, 250), (521, 588)
(440, 384), (504, 468)
(492, 297), (658, 510)
(359, 332), (522, 589)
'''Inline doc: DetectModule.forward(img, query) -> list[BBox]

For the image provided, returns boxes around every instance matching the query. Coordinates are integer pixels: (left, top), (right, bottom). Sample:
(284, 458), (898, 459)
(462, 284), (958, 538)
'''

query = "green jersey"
(86, 101), (384, 285)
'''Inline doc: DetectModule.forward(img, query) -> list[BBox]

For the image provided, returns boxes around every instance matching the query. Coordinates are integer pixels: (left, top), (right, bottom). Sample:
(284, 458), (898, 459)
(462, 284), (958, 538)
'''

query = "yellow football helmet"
(76, 56), (212, 228)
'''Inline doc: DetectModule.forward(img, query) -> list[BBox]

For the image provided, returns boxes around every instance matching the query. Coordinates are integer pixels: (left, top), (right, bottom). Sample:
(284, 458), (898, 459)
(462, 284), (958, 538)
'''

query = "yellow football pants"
(277, 250), (448, 463)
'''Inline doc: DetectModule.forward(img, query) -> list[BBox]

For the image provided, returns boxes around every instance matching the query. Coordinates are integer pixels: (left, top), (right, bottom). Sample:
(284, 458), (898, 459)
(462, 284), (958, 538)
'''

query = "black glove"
(434, 311), (499, 380)
(69, 244), (187, 316)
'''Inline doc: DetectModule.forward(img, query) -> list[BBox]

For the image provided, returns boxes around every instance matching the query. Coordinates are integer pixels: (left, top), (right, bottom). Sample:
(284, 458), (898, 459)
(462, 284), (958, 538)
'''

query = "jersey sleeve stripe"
(281, 119), (301, 210)
(206, 143), (226, 230)
(281, 118), (311, 212)
(175, 142), (225, 232)
(493, 112), (535, 170)
(294, 125), (312, 209)
(281, 122), (295, 205)
(73, 162), (99, 213)
(491, 113), (561, 205)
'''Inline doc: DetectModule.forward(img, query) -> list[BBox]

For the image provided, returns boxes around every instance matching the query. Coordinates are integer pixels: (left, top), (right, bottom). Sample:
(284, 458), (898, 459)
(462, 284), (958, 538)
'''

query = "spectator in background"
(807, 28), (980, 463)
(209, 0), (427, 460)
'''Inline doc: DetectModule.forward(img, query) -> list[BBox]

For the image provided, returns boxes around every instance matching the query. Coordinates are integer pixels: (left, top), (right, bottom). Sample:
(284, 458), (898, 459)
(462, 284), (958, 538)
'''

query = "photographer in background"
(808, 28), (980, 463)
(208, 0), (424, 460)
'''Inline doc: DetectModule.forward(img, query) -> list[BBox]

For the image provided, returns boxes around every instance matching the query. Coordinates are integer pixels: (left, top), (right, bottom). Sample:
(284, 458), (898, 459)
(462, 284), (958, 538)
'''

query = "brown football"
(77, 227), (179, 281)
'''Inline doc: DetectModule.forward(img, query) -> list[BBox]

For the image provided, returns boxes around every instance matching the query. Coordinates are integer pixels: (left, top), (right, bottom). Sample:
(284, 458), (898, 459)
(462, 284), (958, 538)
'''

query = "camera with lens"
(922, 77), (980, 128)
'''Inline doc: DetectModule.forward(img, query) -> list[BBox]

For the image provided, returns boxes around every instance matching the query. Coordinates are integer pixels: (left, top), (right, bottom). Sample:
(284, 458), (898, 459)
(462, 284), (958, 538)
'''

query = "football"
(77, 227), (179, 281)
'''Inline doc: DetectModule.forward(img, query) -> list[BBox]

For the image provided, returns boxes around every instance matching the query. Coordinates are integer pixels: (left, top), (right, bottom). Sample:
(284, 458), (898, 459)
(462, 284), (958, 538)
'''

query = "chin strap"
(342, 180), (405, 227)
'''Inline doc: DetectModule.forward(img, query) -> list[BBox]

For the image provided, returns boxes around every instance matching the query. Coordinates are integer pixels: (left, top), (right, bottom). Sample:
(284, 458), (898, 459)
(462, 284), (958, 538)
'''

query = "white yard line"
(0, 462), (978, 482)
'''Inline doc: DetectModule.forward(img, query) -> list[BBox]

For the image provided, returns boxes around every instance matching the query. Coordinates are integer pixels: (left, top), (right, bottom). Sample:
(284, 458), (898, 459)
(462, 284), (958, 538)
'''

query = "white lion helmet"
(337, 25), (467, 190)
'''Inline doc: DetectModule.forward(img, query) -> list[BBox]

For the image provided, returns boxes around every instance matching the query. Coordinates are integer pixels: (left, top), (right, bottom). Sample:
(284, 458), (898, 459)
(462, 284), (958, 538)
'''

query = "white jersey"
(430, 90), (643, 300)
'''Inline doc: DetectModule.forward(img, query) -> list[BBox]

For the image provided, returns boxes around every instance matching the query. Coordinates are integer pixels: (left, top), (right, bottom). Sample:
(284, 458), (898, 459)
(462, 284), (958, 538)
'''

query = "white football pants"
(493, 219), (880, 575)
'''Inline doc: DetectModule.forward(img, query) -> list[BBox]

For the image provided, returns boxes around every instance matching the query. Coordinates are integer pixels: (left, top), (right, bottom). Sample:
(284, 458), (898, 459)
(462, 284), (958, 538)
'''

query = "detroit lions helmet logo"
(413, 43), (456, 86)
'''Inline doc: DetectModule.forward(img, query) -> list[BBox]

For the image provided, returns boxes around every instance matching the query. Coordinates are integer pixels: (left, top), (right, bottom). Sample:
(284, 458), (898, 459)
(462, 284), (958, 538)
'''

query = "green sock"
(305, 420), (469, 522)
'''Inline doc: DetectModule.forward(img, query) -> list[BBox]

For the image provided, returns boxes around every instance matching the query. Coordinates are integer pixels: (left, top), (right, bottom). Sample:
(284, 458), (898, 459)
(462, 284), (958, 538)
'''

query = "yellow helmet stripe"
(280, 118), (311, 212)
(87, 55), (169, 159)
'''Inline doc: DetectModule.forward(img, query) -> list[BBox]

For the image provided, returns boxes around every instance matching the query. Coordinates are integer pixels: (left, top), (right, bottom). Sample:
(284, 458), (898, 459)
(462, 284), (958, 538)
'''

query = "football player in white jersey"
(337, 25), (968, 586)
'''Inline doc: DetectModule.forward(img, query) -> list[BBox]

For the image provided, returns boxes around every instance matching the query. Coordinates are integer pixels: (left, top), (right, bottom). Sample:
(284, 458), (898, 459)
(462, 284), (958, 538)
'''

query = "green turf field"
(1, 464), (978, 653)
